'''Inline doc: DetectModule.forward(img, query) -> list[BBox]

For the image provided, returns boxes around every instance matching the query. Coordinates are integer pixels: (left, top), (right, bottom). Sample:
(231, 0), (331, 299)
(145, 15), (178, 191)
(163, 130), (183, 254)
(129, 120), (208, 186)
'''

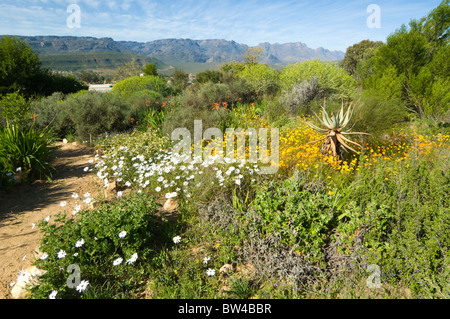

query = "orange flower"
(222, 102), (228, 108)
(213, 103), (219, 110)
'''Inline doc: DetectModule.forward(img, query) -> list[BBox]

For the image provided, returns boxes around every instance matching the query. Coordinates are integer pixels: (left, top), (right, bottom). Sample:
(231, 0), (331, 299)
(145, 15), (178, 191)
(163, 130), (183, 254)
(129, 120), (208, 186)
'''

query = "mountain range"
(12, 35), (345, 67)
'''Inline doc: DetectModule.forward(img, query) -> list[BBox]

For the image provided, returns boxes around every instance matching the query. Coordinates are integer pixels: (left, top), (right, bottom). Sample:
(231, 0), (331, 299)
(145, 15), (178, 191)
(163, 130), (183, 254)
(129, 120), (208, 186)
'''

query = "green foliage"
(280, 77), (321, 116)
(250, 178), (339, 267)
(62, 91), (134, 140)
(280, 59), (356, 100)
(112, 75), (171, 98)
(243, 47), (265, 65)
(31, 92), (69, 137)
(340, 145), (450, 297)
(237, 63), (279, 97)
(125, 89), (163, 113)
(362, 1), (450, 117)
(224, 276), (260, 299)
(77, 70), (105, 84)
(162, 103), (228, 139)
(35, 70), (89, 96)
(113, 58), (144, 82)
(31, 192), (163, 299)
(195, 70), (221, 84)
(0, 35), (41, 96)
(0, 123), (55, 183)
(339, 40), (384, 76)
(171, 68), (189, 93)
(143, 63), (158, 77)
(0, 91), (32, 127)
(351, 90), (408, 135)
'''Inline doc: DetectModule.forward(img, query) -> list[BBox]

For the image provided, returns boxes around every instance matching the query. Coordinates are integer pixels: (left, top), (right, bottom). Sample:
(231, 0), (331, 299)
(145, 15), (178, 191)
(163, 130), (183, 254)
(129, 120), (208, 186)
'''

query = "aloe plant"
(306, 99), (369, 159)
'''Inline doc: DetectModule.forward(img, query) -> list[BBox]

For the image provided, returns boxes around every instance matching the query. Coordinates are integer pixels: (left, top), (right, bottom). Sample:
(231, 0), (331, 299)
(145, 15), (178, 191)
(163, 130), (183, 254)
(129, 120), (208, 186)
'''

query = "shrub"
(31, 92), (67, 135)
(250, 177), (340, 267)
(0, 123), (56, 183)
(339, 142), (450, 297)
(351, 90), (408, 136)
(0, 91), (32, 128)
(111, 75), (172, 98)
(58, 91), (134, 140)
(280, 77), (322, 116)
(237, 63), (280, 97)
(31, 192), (162, 299)
(195, 70), (221, 84)
(279, 59), (356, 100)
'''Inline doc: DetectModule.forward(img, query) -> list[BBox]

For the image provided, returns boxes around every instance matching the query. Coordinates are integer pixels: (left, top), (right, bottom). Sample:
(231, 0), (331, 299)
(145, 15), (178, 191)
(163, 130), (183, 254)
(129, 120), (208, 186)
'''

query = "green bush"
(250, 177), (340, 267)
(31, 191), (163, 299)
(0, 123), (55, 183)
(195, 70), (221, 84)
(47, 91), (135, 141)
(0, 91), (32, 128)
(162, 104), (228, 139)
(351, 90), (408, 136)
(280, 77), (322, 116)
(279, 59), (356, 100)
(31, 92), (66, 132)
(111, 75), (172, 98)
(339, 146), (450, 297)
(237, 63), (280, 97)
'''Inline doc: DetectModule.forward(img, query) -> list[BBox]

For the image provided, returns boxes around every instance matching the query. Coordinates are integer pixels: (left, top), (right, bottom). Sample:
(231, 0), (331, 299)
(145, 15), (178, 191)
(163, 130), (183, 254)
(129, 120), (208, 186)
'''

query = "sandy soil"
(0, 142), (103, 299)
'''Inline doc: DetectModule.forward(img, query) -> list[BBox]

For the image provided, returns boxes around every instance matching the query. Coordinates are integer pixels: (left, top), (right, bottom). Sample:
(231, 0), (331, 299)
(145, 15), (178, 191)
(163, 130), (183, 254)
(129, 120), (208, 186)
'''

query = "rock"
(220, 264), (233, 275)
(10, 266), (47, 299)
(107, 181), (116, 192)
(163, 198), (178, 211)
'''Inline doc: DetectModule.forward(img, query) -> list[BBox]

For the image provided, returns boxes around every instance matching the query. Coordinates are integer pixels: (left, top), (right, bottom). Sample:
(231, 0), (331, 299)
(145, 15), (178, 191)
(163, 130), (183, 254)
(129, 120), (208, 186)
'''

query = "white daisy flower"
(75, 239), (85, 248)
(76, 280), (89, 293)
(118, 230), (127, 238)
(57, 249), (67, 259)
(49, 290), (58, 299)
(126, 253), (138, 265)
(206, 268), (215, 276)
(173, 235), (181, 244)
(113, 257), (123, 266)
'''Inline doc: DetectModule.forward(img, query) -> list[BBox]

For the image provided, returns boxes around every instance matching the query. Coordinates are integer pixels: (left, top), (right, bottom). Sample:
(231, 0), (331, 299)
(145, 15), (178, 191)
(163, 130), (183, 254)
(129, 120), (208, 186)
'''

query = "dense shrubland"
(1, 1), (449, 299)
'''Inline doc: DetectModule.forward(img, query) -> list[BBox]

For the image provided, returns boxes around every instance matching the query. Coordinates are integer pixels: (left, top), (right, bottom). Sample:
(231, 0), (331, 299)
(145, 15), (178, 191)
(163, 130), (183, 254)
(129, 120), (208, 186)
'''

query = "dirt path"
(0, 142), (103, 299)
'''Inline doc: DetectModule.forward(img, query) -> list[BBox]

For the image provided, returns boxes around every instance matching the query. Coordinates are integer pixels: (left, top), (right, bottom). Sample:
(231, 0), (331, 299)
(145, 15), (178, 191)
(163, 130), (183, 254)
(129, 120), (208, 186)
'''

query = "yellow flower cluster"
(278, 117), (450, 176)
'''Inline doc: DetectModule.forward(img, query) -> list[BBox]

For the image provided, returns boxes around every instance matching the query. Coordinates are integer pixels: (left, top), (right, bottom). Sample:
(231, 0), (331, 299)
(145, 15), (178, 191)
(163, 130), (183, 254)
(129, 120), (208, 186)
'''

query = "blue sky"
(0, 0), (443, 51)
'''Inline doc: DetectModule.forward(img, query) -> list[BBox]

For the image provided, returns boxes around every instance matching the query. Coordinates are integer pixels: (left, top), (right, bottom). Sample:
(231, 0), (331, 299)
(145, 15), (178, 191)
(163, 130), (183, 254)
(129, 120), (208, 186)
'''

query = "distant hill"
(38, 52), (166, 72)
(118, 38), (344, 65)
(6, 35), (345, 72)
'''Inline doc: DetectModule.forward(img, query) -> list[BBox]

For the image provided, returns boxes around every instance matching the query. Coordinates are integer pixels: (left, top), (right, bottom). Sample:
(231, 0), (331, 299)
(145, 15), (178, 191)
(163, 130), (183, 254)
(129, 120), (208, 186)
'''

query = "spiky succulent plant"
(306, 100), (369, 159)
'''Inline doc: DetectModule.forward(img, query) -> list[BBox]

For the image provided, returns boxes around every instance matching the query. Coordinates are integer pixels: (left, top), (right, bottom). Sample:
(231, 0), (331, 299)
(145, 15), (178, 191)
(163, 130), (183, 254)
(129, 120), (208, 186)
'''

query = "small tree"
(0, 91), (32, 127)
(0, 36), (42, 96)
(243, 47), (265, 65)
(114, 58), (144, 81)
(171, 68), (188, 93)
(143, 63), (158, 77)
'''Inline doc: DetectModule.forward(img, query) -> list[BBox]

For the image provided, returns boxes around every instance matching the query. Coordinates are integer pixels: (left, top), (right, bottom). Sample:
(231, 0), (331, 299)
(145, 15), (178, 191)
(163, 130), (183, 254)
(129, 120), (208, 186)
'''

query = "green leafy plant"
(224, 276), (260, 299)
(0, 123), (55, 182)
(31, 192), (162, 299)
